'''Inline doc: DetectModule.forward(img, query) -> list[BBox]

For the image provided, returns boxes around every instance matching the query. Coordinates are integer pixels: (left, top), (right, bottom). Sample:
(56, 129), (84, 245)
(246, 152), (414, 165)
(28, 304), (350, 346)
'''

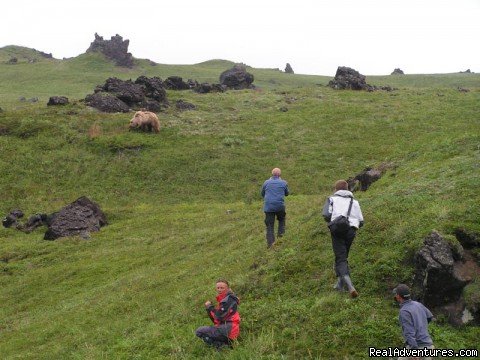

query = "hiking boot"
(342, 275), (358, 298)
(333, 277), (346, 292)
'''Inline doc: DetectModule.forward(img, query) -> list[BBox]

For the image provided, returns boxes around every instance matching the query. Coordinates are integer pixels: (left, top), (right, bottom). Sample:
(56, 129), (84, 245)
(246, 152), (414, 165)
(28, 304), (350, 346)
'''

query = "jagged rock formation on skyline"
(86, 33), (134, 68)
(391, 68), (404, 75)
(285, 63), (294, 74)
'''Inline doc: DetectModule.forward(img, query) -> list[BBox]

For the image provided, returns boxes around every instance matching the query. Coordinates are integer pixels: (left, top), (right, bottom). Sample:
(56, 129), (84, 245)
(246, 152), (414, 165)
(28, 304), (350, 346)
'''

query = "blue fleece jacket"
(399, 300), (434, 349)
(261, 176), (289, 212)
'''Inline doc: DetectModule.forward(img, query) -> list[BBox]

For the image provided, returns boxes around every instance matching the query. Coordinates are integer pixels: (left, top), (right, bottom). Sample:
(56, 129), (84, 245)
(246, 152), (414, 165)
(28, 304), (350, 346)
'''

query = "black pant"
(195, 326), (232, 348)
(264, 210), (286, 247)
(330, 227), (356, 276)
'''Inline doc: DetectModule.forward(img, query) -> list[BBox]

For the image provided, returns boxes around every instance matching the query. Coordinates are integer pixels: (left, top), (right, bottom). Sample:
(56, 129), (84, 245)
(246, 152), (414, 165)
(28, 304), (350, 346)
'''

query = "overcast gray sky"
(2, 0), (479, 75)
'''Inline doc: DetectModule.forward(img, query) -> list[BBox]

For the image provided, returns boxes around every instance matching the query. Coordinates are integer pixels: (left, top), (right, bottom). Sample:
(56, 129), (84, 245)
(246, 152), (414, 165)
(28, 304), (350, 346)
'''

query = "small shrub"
(222, 137), (245, 147)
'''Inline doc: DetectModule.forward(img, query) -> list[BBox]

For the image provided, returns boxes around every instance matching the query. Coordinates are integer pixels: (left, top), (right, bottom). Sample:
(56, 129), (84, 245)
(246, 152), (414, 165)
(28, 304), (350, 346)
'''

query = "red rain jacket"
(206, 290), (240, 340)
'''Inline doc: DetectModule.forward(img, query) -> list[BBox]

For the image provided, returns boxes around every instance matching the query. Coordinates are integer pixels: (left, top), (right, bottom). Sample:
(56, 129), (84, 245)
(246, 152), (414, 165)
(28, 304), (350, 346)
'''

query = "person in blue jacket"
(393, 284), (435, 358)
(261, 168), (289, 248)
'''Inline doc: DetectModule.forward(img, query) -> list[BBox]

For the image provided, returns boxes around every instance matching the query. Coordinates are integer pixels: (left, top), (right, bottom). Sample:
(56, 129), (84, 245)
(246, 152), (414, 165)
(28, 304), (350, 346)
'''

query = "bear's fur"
(129, 111), (160, 133)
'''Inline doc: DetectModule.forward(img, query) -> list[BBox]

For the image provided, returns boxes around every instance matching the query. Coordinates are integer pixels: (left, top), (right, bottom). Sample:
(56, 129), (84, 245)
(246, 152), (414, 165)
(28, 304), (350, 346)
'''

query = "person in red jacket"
(195, 279), (240, 349)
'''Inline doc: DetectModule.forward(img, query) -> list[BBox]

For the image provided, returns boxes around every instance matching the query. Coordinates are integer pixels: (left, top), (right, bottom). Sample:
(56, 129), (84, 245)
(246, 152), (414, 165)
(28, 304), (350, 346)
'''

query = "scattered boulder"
(328, 66), (369, 90)
(134, 76), (167, 102)
(347, 163), (394, 191)
(85, 76), (168, 113)
(86, 33), (134, 68)
(219, 64), (254, 90)
(412, 231), (480, 325)
(164, 76), (190, 90)
(454, 228), (480, 250)
(141, 100), (163, 112)
(279, 106), (288, 112)
(96, 77), (145, 105)
(460, 69), (472, 73)
(285, 63), (294, 74)
(175, 100), (196, 111)
(7, 57), (18, 65)
(47, 96), (69, 106)
(187, 79), (199, 89)
(2, 209), (24, 229)
(44, 196), (107, 240)
(193, 83), (227, 94)
(85, 93), (130, 113)
(23, 214), (50, 233)
(328, 67), (396, 92)
(391, 68), (404, 75)
(457, 87), (470, 93)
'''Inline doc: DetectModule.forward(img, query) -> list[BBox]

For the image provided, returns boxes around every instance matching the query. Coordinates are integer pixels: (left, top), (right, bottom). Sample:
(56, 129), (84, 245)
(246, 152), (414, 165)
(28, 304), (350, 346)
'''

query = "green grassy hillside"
(0, 49), (479, 359)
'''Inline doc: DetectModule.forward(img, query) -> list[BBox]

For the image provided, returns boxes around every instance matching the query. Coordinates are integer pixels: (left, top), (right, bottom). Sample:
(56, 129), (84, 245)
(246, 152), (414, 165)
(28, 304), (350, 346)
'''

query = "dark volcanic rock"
(142, 100), (163, 112)
(86, 76), (168, 112)
(98, 77), (145, 106)
(187, 79), (199, 89)
(164, 76), (190, 90)
(454, 228), (480, 250)
(47, 96), (69, 106)
(2, 209), (24, 228)
(329, 66), (396, 92)
(347, 163), (395, 191)
(134, 76), (167, 102)
(85, 93), (130, 113)
(194, 83), (227, 94)
(86, 33), (134, 68)
(44, 196), (107, 240)
(411, 231), (478, 325)
(219, 64), (254, 89)
(328, 66), (368, 90)
(348, 167), (382, 191)
(391, 68), (404, 75)
(175, 100), (196, 111)
(23, 213), (49, 233)
(285, 63), (294, 74)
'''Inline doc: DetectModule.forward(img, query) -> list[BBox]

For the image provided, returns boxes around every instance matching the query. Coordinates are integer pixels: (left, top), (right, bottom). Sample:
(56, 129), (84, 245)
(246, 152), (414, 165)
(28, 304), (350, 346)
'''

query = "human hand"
(205, 301), (212, 308)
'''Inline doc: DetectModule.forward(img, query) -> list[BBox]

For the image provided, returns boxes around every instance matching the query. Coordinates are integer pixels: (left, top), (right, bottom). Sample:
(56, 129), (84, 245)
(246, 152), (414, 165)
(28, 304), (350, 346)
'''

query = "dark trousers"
(330, 227), (356, 277)
(264, 210), (286, 247)
(196, 326), (231, 348)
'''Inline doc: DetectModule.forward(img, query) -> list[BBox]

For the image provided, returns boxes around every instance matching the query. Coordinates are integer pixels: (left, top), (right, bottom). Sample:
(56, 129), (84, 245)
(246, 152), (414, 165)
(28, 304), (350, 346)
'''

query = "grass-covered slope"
(0, 51), (479, 359)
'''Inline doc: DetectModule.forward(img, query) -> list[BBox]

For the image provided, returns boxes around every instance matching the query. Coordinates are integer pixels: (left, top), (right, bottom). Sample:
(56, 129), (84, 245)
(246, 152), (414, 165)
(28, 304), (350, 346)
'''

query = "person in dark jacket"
(261, 168), (289, 248)
(196, 279), (241, 349)
(322, 180), (364, 298)
(393, 284), (435, 359)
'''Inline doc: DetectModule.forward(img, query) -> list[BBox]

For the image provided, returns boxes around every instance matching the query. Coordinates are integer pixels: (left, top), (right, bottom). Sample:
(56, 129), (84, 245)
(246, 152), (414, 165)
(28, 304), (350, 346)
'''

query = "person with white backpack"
(322, 180), (364, 298)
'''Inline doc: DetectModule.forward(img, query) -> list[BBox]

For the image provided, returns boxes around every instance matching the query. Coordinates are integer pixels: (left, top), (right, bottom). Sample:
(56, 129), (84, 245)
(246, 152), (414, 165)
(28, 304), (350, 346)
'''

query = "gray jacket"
(399, 300), (434, 349)
(322, 190), (364, 229)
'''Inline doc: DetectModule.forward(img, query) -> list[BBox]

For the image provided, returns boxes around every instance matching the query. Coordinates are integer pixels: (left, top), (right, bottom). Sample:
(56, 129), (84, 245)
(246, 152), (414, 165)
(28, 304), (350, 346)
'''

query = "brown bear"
(129, 111), (160, 133)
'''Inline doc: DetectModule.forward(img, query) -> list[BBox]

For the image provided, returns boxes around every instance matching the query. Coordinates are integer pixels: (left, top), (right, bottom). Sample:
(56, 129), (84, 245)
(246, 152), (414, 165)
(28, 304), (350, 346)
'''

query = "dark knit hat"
(393, 284), (411, 299)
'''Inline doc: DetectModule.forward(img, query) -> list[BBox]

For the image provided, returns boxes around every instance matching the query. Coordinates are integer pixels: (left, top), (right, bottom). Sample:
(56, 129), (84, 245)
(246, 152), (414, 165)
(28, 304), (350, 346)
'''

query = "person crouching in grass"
(195, 279), (240, 349)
